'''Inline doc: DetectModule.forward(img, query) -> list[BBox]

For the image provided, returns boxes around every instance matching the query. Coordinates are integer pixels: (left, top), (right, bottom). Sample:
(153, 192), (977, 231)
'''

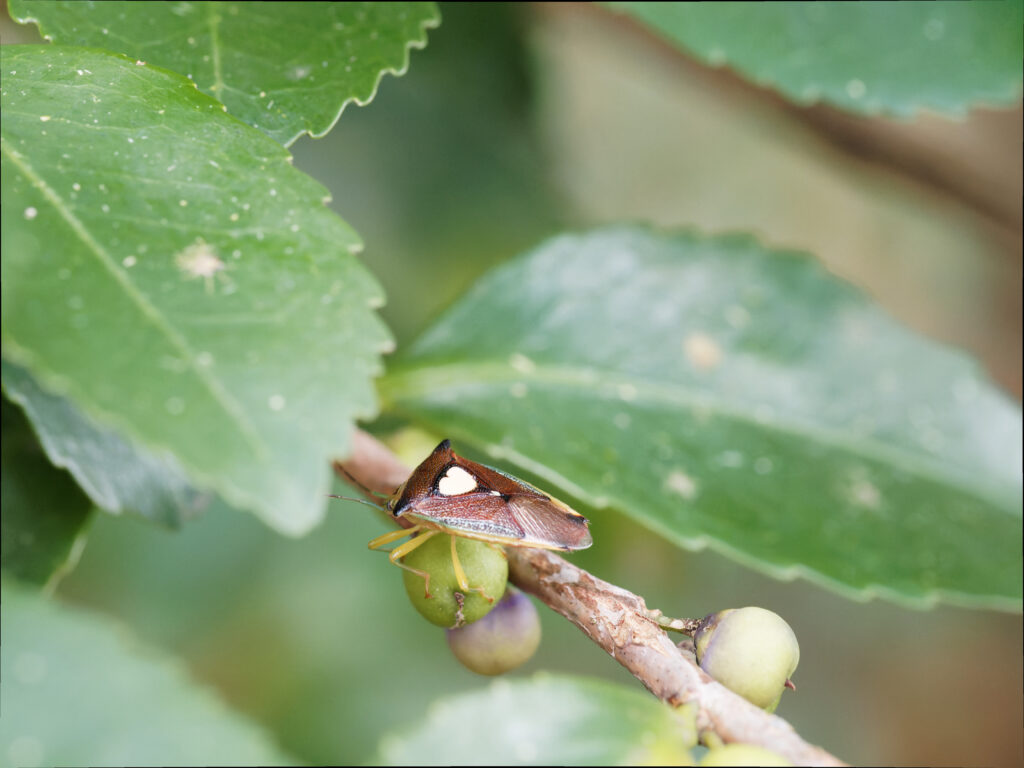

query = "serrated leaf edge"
(288, 2), (442, 146)
(9, 1), (443, 148)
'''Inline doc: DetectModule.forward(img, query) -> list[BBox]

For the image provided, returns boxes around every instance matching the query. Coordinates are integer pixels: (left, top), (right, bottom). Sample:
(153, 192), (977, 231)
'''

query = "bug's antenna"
(327, 494), (384, 510)
(333, 462), (390, 500)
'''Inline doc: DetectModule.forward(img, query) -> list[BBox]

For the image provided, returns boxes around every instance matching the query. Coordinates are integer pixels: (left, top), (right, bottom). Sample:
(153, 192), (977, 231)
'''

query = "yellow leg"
(450, 535), (496, 604)
(368, 525), (420, 551)
(367, 527), (498, 603)
(388, 530), (439, 598)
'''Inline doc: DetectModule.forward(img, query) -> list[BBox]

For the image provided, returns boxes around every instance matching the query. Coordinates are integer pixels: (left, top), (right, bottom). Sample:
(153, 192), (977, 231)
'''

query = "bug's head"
(386, 481), (407, 516)
(387, 439), (453, 517)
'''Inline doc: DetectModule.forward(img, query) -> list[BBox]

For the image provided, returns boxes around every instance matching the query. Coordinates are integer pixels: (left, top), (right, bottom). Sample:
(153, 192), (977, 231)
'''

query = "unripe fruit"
(694, 607), (799, 711)
(446, 587), (542, 675)
(401, 534), (508, 629)
(699, 744), (791, 766)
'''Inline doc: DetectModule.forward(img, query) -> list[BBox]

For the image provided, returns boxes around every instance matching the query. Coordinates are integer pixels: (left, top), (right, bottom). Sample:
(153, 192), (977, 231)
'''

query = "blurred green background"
(5, 3), (1021, 765)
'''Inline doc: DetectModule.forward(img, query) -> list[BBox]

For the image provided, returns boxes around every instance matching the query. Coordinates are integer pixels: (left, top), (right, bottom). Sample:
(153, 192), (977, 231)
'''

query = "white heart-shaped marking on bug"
(437, 465), (478, 496)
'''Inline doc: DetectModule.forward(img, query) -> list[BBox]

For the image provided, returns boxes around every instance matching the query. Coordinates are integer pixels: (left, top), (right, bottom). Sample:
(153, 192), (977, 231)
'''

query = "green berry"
(699, 744), (791, 766)
(446, 587), (541, 675)
(401, 534), (508, 629)
(694, 607), (799, 711)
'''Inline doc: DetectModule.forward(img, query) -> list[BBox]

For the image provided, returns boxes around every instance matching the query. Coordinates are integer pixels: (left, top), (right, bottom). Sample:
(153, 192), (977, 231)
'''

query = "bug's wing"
(455, 458), (549, 498)
(405, 492), (529, 544)
(459, 457), (592, 550)
(504, 493), (592, 551)
(407, 491), (592, 551)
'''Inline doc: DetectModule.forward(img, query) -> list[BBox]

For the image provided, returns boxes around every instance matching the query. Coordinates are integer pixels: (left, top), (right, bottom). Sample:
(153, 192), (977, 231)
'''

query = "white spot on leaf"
(665, 470), (699, 500)
(849, 478), (882, 510)
(508, 353), (536, 374)
(684, 332), (722, 371)
(175, 240), (226, 292)
(845, 79), (866, 99)
(617, 383), (638, 402)
(841, 467), (885, 513)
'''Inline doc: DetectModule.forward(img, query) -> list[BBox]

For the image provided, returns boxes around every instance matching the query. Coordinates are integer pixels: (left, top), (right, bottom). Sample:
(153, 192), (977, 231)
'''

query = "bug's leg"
(367, 525), (418, 551)
(450, 535), (497, 604)
(388, 529), (439, 598)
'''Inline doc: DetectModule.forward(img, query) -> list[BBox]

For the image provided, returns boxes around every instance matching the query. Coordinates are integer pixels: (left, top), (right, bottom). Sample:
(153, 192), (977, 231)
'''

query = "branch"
(336, 429), (845, 767)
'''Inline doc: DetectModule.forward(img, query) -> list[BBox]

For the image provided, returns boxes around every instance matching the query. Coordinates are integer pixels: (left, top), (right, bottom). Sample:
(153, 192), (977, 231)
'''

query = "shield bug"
(333, 439), (592, 602)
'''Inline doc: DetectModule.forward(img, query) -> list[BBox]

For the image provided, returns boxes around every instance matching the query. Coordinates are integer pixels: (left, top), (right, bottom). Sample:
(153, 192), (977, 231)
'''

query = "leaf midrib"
(1, 136), (269, 461)
(380, 360), (1020, 511)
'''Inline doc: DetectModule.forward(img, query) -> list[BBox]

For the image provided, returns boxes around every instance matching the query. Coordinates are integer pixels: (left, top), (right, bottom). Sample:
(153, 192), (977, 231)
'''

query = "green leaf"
(381, 227), (1023, 609)
(378, 674), (696, 765)
(1, 398), (93, 587)
(7, 0), (441, 146)
(604, 1), (1024, 117)
(0, 578), (294, 766)
(2, 359), (208, 527)
(1, 46), (392, 536)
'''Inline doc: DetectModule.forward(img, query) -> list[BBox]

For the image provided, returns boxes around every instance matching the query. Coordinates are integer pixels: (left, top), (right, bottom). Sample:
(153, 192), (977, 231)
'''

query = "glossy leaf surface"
(605, 2), (1024, 116)
(2, 46), (392, 535)
(378, 674), (695, 765)
(0, 579), (293, 766)
(2, 360), (208, 527)
(382, 227), (1023, 608)
(1, 399), (92, 587)
(7, 0), (440, 145)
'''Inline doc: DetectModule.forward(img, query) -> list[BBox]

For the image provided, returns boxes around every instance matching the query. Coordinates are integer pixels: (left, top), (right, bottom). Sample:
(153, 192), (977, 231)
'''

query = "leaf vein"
(1, 137), (270, 459)
(382, 361), (1018, 509)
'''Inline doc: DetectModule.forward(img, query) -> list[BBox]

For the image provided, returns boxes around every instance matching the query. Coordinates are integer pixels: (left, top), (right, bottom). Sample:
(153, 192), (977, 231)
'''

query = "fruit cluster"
(401, 534), (801, 722)
(402, 534), (541, 675)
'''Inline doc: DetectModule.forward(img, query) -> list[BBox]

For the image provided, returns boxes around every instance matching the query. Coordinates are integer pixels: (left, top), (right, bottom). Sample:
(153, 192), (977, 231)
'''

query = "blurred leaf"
(0, 578), (295, 767)
(7, 0), (440, 146)
(604, 1), (1024, 116)
(291, 1), (566, 348)
(1, 46), (392, 536)
(1, 398), (93, 587)
(382, 227), (1023, 609)
(378, 674), (695, 765)
(532, 5), (1022, 402)
(2, 359), (208, 527)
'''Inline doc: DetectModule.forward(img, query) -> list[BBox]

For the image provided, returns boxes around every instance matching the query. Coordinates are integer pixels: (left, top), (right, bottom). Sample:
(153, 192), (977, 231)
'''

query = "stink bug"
(334, 439), (592, 602)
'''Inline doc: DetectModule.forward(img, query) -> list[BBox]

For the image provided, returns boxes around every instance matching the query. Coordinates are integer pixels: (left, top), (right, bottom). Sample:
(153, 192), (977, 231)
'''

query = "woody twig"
(335, 428), (845, 767)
